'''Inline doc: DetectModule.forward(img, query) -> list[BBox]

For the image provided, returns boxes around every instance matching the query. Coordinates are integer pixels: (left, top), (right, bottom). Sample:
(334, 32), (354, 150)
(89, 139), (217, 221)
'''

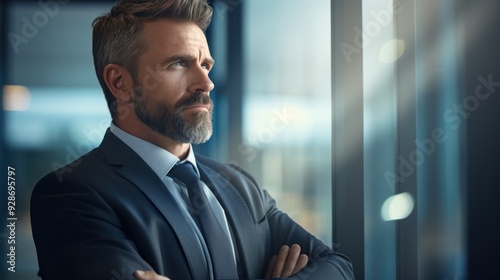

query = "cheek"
(138, 69), (182, 91)
(155, 75), (186, 99)
(137, 70), (188, 105)
(161, 81), (187, 105)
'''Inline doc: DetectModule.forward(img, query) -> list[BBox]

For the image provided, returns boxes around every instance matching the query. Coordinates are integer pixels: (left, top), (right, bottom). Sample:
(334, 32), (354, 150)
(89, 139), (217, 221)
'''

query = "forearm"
(267, 209), (354, 279)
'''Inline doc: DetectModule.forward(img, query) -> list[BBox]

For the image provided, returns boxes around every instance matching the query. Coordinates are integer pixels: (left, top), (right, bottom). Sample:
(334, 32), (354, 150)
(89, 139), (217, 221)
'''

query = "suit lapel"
(99, 131), (208, 280)
(197, 162), (262, 277)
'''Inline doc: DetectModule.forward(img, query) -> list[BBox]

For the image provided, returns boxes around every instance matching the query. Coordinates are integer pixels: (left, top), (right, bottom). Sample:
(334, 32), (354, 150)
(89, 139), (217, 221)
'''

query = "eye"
(170, 61), (187, 69)
(201, 63), (212, 71)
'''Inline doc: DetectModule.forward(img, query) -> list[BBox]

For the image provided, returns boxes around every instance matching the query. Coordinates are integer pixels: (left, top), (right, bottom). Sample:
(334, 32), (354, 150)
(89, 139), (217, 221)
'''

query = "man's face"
(132, 20), (215, 144)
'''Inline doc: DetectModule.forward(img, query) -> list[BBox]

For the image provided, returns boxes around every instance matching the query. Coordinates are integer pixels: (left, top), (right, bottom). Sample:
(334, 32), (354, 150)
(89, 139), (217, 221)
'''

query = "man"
(30, 0), (354, 279)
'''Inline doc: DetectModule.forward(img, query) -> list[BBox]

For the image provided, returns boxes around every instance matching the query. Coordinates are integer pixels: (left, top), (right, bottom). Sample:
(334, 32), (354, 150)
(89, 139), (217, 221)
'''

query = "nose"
(188, 66), (215, 94)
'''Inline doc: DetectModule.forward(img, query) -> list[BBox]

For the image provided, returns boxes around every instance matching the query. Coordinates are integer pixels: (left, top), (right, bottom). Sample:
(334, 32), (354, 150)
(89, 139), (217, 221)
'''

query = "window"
(242, 0), (333, 244)
(332, 0), (468, 279)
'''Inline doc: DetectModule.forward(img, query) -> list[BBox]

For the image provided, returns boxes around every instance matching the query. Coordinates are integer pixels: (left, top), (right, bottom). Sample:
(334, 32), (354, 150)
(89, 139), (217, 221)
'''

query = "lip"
(184, 104), (211, 111)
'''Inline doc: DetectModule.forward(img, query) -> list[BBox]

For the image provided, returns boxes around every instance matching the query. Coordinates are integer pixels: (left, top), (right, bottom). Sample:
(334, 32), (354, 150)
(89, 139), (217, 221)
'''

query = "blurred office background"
(0, 0), (499, 279)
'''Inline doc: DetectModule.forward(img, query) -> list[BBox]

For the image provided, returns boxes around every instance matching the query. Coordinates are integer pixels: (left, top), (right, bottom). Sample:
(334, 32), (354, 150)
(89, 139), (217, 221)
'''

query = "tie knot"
(168, 162), (199, 186)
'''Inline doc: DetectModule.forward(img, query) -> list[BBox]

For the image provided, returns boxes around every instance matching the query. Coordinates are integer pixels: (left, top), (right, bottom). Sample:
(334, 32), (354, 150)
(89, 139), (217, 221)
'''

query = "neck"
(114, 119), (190, 160)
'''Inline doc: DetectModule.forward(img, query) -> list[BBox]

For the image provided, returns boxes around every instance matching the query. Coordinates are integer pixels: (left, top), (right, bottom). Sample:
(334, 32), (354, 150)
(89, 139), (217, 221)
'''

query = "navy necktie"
(168, 162), (239, 280)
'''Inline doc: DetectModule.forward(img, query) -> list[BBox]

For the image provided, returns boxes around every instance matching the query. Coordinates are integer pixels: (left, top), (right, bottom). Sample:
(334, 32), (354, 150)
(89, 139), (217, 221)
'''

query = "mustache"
(175, 93), (213, 110)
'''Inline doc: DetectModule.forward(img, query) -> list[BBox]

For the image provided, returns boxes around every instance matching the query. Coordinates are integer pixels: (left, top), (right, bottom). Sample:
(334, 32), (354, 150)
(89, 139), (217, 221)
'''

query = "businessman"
(30, 0), (354, 279)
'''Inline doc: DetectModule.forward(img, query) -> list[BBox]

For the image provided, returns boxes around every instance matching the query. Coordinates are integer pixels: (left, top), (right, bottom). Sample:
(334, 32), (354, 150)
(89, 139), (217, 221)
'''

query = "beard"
(133, 89), (214, 144)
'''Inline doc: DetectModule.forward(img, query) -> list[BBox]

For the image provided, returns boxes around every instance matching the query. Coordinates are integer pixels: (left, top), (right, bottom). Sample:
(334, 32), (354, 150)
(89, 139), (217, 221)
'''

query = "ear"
(103, 64), (133, 103)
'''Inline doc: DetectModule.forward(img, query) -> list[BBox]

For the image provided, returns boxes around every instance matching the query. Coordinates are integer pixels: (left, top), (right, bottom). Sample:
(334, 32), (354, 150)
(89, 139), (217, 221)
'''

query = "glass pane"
(414, 1), (467, 279)
(362, 0), (399, 279)
(361, 0), (467, 279)
(243, 0), (332, 244)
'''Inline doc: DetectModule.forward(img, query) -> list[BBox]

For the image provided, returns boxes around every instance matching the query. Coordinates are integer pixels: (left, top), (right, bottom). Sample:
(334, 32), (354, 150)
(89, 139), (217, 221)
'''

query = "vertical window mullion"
(395, 0), (418, 279)
(332, 0), (365, 279)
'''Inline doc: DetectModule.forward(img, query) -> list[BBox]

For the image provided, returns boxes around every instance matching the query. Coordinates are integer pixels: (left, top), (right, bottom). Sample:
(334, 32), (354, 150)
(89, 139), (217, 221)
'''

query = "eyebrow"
(160, 54), (215, 67)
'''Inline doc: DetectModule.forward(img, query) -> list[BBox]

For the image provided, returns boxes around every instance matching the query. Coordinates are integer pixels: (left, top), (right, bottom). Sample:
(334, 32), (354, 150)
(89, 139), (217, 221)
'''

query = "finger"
(271, 245), (290, 278)
(134, 270), (171, 280)
(281, 244), (301, 277)
(292, 254), (309, 274)
(264, 255), (277, 279)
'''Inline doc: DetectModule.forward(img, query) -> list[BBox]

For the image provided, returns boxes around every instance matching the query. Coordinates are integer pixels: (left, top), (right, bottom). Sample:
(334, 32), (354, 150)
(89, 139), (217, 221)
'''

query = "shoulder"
(33, 130), (134, 193)
(32, 148), (106, 198)
(195, 153), (259, 186)
(195, 153), (275, 211)
(41, 147), (107, 182)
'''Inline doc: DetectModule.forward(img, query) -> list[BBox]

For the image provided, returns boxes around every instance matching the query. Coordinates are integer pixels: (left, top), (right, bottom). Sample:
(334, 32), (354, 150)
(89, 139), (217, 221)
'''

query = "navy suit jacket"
(31, 130), (354, 280)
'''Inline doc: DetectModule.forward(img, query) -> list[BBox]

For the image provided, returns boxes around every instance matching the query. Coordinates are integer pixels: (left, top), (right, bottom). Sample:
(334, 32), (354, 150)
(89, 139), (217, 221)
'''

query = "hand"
(264, 244), (309, 279)
(134, 270), (171, 280)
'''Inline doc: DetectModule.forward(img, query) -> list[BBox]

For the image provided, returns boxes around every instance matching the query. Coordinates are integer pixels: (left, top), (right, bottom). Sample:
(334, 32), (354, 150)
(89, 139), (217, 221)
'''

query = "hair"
(92, 0), (213, 118)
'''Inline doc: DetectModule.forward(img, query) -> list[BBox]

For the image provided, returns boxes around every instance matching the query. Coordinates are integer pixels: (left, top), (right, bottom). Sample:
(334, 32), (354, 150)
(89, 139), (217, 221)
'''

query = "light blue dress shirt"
(110, 123), (236, 279)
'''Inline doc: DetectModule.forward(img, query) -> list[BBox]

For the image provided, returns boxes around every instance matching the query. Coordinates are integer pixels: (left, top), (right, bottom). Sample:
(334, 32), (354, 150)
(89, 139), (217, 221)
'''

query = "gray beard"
(133, 94), (213, 144)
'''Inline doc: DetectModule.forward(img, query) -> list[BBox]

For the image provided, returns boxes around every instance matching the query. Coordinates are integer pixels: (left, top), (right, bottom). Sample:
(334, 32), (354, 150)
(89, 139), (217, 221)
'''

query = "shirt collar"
(109, 122), (199, 179)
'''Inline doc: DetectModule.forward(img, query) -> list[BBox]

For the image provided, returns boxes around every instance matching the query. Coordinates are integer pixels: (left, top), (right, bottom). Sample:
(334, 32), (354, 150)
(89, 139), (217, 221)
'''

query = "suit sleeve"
(31, 172), (153, 280)
(229, 164), (355, 280)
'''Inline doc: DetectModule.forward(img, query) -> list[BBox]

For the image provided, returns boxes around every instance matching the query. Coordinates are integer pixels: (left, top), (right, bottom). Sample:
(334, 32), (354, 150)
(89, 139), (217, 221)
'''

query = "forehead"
(141, 19), (210, 56)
